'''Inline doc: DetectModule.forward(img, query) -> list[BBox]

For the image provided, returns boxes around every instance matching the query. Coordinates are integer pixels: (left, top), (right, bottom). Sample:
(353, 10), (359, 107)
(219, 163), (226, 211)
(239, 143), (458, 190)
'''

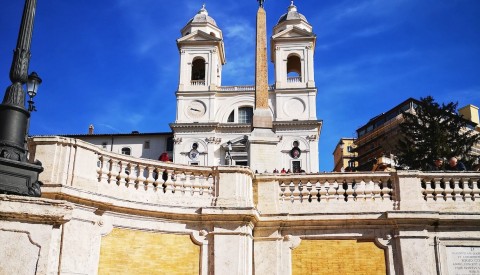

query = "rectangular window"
(190, 162), (199, 166)
(102, 142), (107, 149)
(347, 146), (352, 152)
(292, 160), (301, 173)
(144, 140), (150, 149)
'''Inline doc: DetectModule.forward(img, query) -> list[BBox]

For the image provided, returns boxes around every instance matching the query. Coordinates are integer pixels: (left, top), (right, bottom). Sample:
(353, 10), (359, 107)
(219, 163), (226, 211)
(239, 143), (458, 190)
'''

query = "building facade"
(170, 3), (321, 172)
(332, 138), (357, 172)
(353, 98), (480, 171)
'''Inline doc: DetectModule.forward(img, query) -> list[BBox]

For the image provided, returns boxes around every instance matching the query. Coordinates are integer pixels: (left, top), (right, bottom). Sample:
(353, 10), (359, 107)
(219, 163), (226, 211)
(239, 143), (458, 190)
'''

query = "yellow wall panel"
(98, 228), (200, 275)
(292, 240), (386, 275)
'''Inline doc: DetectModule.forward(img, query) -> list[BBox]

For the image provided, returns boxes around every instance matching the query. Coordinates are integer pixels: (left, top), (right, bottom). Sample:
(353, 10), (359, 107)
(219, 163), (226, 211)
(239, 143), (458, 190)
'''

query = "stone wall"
(0, 137), (478, 274)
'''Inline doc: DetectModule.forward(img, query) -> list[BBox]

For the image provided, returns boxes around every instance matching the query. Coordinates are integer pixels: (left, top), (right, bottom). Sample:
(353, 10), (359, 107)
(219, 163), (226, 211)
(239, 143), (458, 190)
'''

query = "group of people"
(256, 168), (306, 174)
(428, 157), (469, 171)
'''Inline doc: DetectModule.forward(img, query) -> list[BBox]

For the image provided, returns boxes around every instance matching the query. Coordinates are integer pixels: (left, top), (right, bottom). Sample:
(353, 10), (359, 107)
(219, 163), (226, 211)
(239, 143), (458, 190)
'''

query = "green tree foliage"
(397, 96), (480, 170)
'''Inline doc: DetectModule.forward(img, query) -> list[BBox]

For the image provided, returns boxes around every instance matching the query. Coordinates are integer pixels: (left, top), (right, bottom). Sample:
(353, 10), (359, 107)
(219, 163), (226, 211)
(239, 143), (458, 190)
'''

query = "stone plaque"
(446, 246), (480, 275)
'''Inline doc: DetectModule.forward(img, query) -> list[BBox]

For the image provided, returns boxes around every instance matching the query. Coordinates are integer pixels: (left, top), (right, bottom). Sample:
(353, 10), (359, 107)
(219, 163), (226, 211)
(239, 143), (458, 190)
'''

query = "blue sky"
(0, 0), (479, 171)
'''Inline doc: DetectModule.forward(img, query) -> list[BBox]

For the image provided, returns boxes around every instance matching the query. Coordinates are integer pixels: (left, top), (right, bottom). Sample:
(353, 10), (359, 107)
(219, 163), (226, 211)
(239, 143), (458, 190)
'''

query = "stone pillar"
(393, 229), (437, 275)
(212, 222), (253, 275)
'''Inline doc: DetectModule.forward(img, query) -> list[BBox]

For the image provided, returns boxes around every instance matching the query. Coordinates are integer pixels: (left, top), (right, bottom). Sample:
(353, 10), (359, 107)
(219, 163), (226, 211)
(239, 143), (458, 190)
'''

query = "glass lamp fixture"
(27, 71), (42, 99)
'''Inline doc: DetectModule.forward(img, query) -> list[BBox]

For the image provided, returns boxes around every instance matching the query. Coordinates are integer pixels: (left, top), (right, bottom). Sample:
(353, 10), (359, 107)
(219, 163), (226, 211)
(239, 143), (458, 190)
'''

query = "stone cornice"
(0, 194), (73, 225)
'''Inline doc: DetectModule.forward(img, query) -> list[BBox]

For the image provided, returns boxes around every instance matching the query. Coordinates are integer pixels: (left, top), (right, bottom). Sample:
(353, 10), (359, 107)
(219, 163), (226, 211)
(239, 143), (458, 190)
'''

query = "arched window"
(287, 55), (302, 83)
(191, 58), (206, 81)
(238, 107), (253, 123)
(121, 147), (131, 156)
(227, 111), (235, 122)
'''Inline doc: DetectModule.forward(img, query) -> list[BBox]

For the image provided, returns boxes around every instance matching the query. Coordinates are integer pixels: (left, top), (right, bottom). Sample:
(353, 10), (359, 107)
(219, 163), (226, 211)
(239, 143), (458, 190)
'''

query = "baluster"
(280, 181), (286, 201)
(100, 156), (111, 184)
(289, 180), (296, 203)
(193, 173), (201, 196)
(96, 155), (103, 182)
(184, 172), (193, 195)
(321, 180), (329, 202)
(472, 179), (480, 200)
(443, 178), (453, 201)
(165, 170), (175, 194)
(332, 181), (340, 200)
(357, 180), (366, 200)
(137, 164), (147, 189)
(464, 179), (474, 201)
(117, 161), (128, 186)
(154, 169), (164, 191)
(306, 180), (313, 202)
(126, 163), (137, 188)
(144, 166), (155, 191)
(372, 180), (382, 200)
(207, 174), (215, 197)
(452, 179), (462, 201)
(108, 159), (119, 185)
(424, 179), (435, 201)
(298, 180), (304, 203)
(345, 180), (354, 201)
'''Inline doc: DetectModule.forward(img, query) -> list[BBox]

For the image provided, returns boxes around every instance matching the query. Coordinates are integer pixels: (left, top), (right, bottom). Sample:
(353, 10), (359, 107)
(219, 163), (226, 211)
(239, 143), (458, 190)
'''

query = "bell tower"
(176, 5), (226, 92)
(271, 1), (316, 89)
(175, 5), (226, 124)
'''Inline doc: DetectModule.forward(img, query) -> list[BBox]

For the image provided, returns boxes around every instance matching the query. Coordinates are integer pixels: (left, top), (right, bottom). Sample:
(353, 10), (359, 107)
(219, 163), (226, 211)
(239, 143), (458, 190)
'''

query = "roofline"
(356, 97), (419, 133)
(54, 132), (173, 138)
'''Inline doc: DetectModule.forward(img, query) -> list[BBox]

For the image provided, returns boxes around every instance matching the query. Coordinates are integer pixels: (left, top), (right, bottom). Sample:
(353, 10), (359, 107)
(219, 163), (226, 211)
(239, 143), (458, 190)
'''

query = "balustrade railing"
(420, 174), (480, 201)
(29, 137), (480, 215)
(191, 80), (206, 86)
(287, 76), (302, 83)
(96, 153), (215, 197)
(279, 176), (394, 203)
(219, 85), (275, 92)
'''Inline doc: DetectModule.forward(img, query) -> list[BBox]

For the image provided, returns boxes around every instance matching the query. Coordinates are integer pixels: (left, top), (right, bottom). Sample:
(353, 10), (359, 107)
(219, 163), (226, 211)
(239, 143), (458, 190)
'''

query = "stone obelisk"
(248, 0), (279, 173)
(252, 1), (272, 129)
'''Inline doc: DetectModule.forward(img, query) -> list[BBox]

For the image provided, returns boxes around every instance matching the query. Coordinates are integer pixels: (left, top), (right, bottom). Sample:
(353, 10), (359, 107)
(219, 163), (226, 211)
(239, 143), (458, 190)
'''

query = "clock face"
(187, 100), (206, 118)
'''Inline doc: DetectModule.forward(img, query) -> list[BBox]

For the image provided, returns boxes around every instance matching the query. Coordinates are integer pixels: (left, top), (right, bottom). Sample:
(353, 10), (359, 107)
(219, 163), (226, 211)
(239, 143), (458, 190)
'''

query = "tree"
(397, 96), (480, 170)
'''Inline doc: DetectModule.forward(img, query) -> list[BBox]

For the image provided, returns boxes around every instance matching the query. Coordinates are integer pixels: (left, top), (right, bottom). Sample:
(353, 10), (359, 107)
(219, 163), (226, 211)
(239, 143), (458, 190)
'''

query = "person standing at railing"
(445, 157), (467, 171)
(426, 157), (445, 171)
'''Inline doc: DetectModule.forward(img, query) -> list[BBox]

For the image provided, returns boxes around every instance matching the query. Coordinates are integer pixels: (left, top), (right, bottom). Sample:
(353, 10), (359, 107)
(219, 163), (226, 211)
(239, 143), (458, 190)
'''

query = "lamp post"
(0, 0), (43, 197)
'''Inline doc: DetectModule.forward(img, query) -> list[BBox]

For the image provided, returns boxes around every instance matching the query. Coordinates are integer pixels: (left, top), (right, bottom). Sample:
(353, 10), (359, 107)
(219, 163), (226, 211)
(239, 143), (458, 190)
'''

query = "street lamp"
(0, 0), (43, 197)
(27, 72), (42, 112)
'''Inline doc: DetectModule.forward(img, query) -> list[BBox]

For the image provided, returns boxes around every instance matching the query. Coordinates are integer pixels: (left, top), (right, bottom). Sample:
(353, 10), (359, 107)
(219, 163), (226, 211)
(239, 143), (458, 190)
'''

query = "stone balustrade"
(219, 85), (275, 92)
(28, 137), (480, 216)
(255, 171), (480, 215)
(191, 80), (206, 86)
(28, 136), (254, 211)
(287, 76), (302, 83)
(420, 172), (480, 201)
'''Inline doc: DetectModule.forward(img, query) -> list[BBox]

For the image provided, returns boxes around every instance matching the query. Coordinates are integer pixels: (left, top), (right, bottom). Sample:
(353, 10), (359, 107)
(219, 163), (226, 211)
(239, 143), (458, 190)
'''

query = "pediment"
(272, 26), (314, 39)
(177, 30), (220, 43)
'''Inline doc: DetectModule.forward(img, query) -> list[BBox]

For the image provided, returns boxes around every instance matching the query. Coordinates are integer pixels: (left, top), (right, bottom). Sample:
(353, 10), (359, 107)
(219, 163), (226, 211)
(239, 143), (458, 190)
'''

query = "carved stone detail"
(206, 137), (222, 144)
(306, 135), (317, 141)
(173, 137), (183, 144)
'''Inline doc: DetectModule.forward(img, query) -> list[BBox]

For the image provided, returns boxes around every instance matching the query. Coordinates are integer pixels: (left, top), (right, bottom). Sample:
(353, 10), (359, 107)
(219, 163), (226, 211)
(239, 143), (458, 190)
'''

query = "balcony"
(287, 76), (302, 83)
(190, 80), (206, 86)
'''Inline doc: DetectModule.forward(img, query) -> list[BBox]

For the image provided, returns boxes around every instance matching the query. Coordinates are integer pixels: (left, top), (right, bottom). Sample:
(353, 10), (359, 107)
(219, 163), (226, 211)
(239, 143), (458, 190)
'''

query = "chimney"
(88, 124), (94, 135)
(459, 105), (479, 126)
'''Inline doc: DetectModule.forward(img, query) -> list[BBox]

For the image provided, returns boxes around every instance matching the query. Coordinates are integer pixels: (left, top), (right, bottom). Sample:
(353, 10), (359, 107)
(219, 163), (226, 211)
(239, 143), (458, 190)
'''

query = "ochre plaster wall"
(292, 240), (386, 275)
(98, 228), (200, 275)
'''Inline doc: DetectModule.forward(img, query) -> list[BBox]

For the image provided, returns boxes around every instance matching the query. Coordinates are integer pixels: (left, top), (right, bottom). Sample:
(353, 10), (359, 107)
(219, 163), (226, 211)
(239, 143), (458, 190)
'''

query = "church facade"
(171, 3), (321, 172)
